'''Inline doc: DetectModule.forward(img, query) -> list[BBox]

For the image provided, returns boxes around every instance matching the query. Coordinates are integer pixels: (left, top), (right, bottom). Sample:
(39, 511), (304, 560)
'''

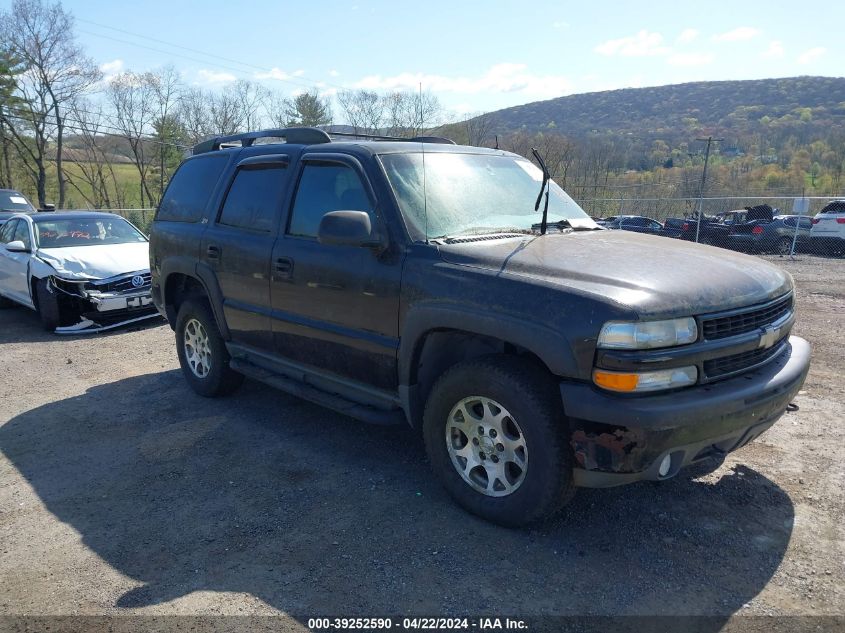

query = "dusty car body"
(0, 211), (159, 333)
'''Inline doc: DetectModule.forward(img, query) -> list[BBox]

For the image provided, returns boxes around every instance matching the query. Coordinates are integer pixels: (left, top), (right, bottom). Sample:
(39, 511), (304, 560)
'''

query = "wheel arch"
(160, 258), (230, 339)
(399, 305), (576, 428)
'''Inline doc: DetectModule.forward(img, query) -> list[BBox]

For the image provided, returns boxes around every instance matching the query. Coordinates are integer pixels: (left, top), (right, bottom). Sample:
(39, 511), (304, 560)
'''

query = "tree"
(337, 89), (384, 134)
(0, 48), (23, 188)
(150, 65), (182, 202)
(108, 71), (157, 208)
(283, 91), (332, 127)
(0, 0), (101, 207)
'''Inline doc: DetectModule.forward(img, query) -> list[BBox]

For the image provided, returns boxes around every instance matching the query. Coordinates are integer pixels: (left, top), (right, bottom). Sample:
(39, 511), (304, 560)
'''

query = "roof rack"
(192, 127), (457, 155)
(192, 127), (332, 154)
(329, 131), (456, 145)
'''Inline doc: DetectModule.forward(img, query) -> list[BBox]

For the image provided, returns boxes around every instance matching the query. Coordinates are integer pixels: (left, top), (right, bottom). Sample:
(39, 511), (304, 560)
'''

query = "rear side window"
(218, 165), (287, 232)
(820, 201), (845, 214)
(157, 155), (228, 222)
(13, 221), (31, 249)
(288, 163), (374, 238)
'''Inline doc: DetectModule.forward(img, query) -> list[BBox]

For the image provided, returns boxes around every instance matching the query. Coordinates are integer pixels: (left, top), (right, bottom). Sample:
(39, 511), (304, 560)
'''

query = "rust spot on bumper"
(571, 427), (646, 472)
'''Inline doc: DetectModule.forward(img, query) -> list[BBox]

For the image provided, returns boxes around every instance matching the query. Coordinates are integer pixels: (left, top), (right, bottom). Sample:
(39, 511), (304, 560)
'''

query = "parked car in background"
(601, 215), (664, 235)
(0, 189), (38, 228)
(810, 200), (845, 256)
(677, 205), (776, 247)
(728, 215), (812, 255)
(0, 211), (159, 332)
(661, 217), (686, 239)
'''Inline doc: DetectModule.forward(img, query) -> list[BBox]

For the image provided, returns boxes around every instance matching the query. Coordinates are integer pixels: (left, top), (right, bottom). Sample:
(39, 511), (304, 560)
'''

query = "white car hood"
(36, 242), (150, 280)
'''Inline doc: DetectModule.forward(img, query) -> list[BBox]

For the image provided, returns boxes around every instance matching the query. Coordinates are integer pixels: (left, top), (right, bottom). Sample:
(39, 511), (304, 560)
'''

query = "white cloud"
(797, 47), (825, 64)
(195, 69), (237, 85)
(329, 69), (340, 77)
(594, 30), (669, 57)
(552, 21), (569, 29)
(713, 27), (760, 42)
(761, 40), (784, 59)
(354, 63), (573, 99)
(99, 59), (123, 75)
(676, 28), (698, 43)
(254, 67), (304, 81)
(667, 52), (715, 67)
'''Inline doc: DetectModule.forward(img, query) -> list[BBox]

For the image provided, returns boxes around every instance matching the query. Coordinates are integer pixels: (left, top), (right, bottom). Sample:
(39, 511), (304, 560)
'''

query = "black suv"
(149, 128), (811, 526)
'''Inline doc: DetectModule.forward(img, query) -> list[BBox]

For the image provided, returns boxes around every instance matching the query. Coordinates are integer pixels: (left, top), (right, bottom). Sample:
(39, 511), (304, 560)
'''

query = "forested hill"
(484, 76), (845, 143)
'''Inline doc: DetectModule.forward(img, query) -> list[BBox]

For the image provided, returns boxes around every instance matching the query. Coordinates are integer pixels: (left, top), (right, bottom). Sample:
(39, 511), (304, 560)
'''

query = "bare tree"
(463, 112), (494, 147)
(151, 65), (181, 201)
(337, 89), (384, 134)
(0, 0), (101, 207)
(63, 99), (124, 208)
(179, 87), (212, 145)
(108, 71), (157, 207)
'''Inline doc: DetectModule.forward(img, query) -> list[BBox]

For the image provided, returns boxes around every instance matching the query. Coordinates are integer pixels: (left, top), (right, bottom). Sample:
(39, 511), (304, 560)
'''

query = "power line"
(76, 26), (348, 94)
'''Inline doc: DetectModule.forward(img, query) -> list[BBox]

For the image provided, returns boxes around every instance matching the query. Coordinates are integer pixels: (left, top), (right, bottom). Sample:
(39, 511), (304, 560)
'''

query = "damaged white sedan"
(0, 211), (161, 333)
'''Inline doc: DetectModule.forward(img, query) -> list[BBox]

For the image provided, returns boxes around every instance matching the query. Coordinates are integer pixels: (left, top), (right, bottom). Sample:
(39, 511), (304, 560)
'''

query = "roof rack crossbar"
(192, 127), (332, 154)
(328, 131), (456, 145)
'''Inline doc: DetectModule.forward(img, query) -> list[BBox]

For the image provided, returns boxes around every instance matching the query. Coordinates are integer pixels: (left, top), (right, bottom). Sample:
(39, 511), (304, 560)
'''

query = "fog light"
(658, 454), (672, 477)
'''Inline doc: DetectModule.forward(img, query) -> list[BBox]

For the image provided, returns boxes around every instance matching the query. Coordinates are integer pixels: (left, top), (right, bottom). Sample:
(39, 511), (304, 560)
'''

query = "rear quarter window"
(157, 155), (229, 222)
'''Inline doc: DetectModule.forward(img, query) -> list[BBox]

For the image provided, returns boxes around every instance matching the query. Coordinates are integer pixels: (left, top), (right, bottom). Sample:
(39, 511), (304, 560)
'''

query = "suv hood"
(438, 231), (792, 318)
(36, 242), (150, 280)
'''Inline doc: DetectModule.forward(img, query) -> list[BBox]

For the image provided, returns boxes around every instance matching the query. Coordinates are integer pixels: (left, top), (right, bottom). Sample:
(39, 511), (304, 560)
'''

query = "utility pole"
(694, 136), (723, 243)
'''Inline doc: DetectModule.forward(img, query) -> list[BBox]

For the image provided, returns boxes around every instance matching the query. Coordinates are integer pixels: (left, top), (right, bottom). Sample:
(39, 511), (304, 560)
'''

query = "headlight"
(593, 366), (698, 393)
(597, 317), (698, 350)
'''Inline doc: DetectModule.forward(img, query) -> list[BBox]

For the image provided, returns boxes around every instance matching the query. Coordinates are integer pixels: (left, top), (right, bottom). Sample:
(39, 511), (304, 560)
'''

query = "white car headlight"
(597, 317), (698, 350)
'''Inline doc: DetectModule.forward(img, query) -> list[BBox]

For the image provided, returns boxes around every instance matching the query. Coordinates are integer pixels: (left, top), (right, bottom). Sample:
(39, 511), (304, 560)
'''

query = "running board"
(229, 358), (405, 426)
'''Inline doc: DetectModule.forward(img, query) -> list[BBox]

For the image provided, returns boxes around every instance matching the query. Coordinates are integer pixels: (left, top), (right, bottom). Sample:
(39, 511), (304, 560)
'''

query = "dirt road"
(0, 255), (842, 631)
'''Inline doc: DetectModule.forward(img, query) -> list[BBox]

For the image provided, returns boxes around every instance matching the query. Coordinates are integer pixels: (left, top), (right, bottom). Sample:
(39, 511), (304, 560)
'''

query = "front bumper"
(561, 336), (811, 487)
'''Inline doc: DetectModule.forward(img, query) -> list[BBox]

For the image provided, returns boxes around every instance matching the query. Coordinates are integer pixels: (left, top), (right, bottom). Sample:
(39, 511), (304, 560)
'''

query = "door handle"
(274, 256), (293, 278)
(206, 244), (221, 259)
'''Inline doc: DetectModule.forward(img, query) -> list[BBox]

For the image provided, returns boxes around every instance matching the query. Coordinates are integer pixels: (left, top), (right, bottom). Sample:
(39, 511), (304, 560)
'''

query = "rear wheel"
(423, 356), (574, 527)
(776, 237), (793, 255)
(175, 296), (244, 397)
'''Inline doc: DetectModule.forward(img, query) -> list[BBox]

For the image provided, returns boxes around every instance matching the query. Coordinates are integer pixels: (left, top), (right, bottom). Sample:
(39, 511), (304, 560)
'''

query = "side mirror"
(6, 240), (29, 253)
(317, 210), (384, 249)
(39, 203), (56, 212)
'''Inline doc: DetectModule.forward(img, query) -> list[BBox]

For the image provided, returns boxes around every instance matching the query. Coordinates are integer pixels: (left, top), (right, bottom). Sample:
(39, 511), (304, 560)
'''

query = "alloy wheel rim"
(183, 318), (212, 378)
(445, 396), (528, 497)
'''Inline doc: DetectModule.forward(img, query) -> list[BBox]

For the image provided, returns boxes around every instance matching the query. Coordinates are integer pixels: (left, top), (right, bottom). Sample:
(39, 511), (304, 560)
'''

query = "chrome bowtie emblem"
(131, 275), (145, 288)
(758, 324), (781, 349)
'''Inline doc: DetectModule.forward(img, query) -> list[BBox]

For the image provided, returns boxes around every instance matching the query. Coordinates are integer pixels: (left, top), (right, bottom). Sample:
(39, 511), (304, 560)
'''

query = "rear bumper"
(560, 336), (811, 487)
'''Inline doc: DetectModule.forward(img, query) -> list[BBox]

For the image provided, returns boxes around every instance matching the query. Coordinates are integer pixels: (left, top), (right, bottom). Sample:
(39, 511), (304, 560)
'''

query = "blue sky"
(16, 0), (843, 120)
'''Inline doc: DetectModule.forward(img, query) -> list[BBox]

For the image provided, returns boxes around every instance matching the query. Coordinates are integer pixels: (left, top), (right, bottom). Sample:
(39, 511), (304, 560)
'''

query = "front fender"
(399, 302), (580, 387)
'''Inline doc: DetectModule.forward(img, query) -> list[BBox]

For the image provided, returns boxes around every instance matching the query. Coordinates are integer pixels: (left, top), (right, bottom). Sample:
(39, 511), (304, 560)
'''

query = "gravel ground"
(0, 253), (842, 631)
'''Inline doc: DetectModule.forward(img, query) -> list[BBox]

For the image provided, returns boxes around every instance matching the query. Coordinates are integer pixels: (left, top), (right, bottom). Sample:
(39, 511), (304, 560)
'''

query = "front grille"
(87, 272), (151, 293)
(703, 338), (787, 379)
(701, 294), (793, 340)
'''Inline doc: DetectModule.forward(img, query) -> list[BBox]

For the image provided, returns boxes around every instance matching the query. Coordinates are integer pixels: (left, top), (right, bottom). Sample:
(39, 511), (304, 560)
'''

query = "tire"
(776, 237), (792, 256)
(34, 278), (65, 331)
(422, 355), (574, 527)
(175, 296), (244, 397)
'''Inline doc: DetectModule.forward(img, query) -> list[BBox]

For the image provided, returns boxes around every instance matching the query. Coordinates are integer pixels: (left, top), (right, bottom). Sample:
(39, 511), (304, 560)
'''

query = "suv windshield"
(0, 190), (34, 212)
(35, 217), (148, 248)
(380, 152), (595, 240)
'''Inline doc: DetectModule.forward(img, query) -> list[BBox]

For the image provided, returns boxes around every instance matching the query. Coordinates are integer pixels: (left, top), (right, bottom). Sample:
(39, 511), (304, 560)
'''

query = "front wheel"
(423, 356), (574, 527)
(175, 296), (244, 397)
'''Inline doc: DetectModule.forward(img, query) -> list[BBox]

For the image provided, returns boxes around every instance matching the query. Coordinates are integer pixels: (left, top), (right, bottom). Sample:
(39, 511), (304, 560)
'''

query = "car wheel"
(422, 355), (574, 527)
(175, 296), (244, 397)
(776, 237), (793, 256)
(34, 278), (67, 331)
(699, 236), (714, 246)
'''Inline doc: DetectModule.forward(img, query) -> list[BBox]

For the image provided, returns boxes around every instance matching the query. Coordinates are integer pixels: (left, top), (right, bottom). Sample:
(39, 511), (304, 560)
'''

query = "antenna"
(420, 82), (429, 243)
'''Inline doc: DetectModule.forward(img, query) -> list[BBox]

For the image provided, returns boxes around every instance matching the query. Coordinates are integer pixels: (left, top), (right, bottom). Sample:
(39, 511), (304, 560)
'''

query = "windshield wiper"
(531, 148), (551, 235)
